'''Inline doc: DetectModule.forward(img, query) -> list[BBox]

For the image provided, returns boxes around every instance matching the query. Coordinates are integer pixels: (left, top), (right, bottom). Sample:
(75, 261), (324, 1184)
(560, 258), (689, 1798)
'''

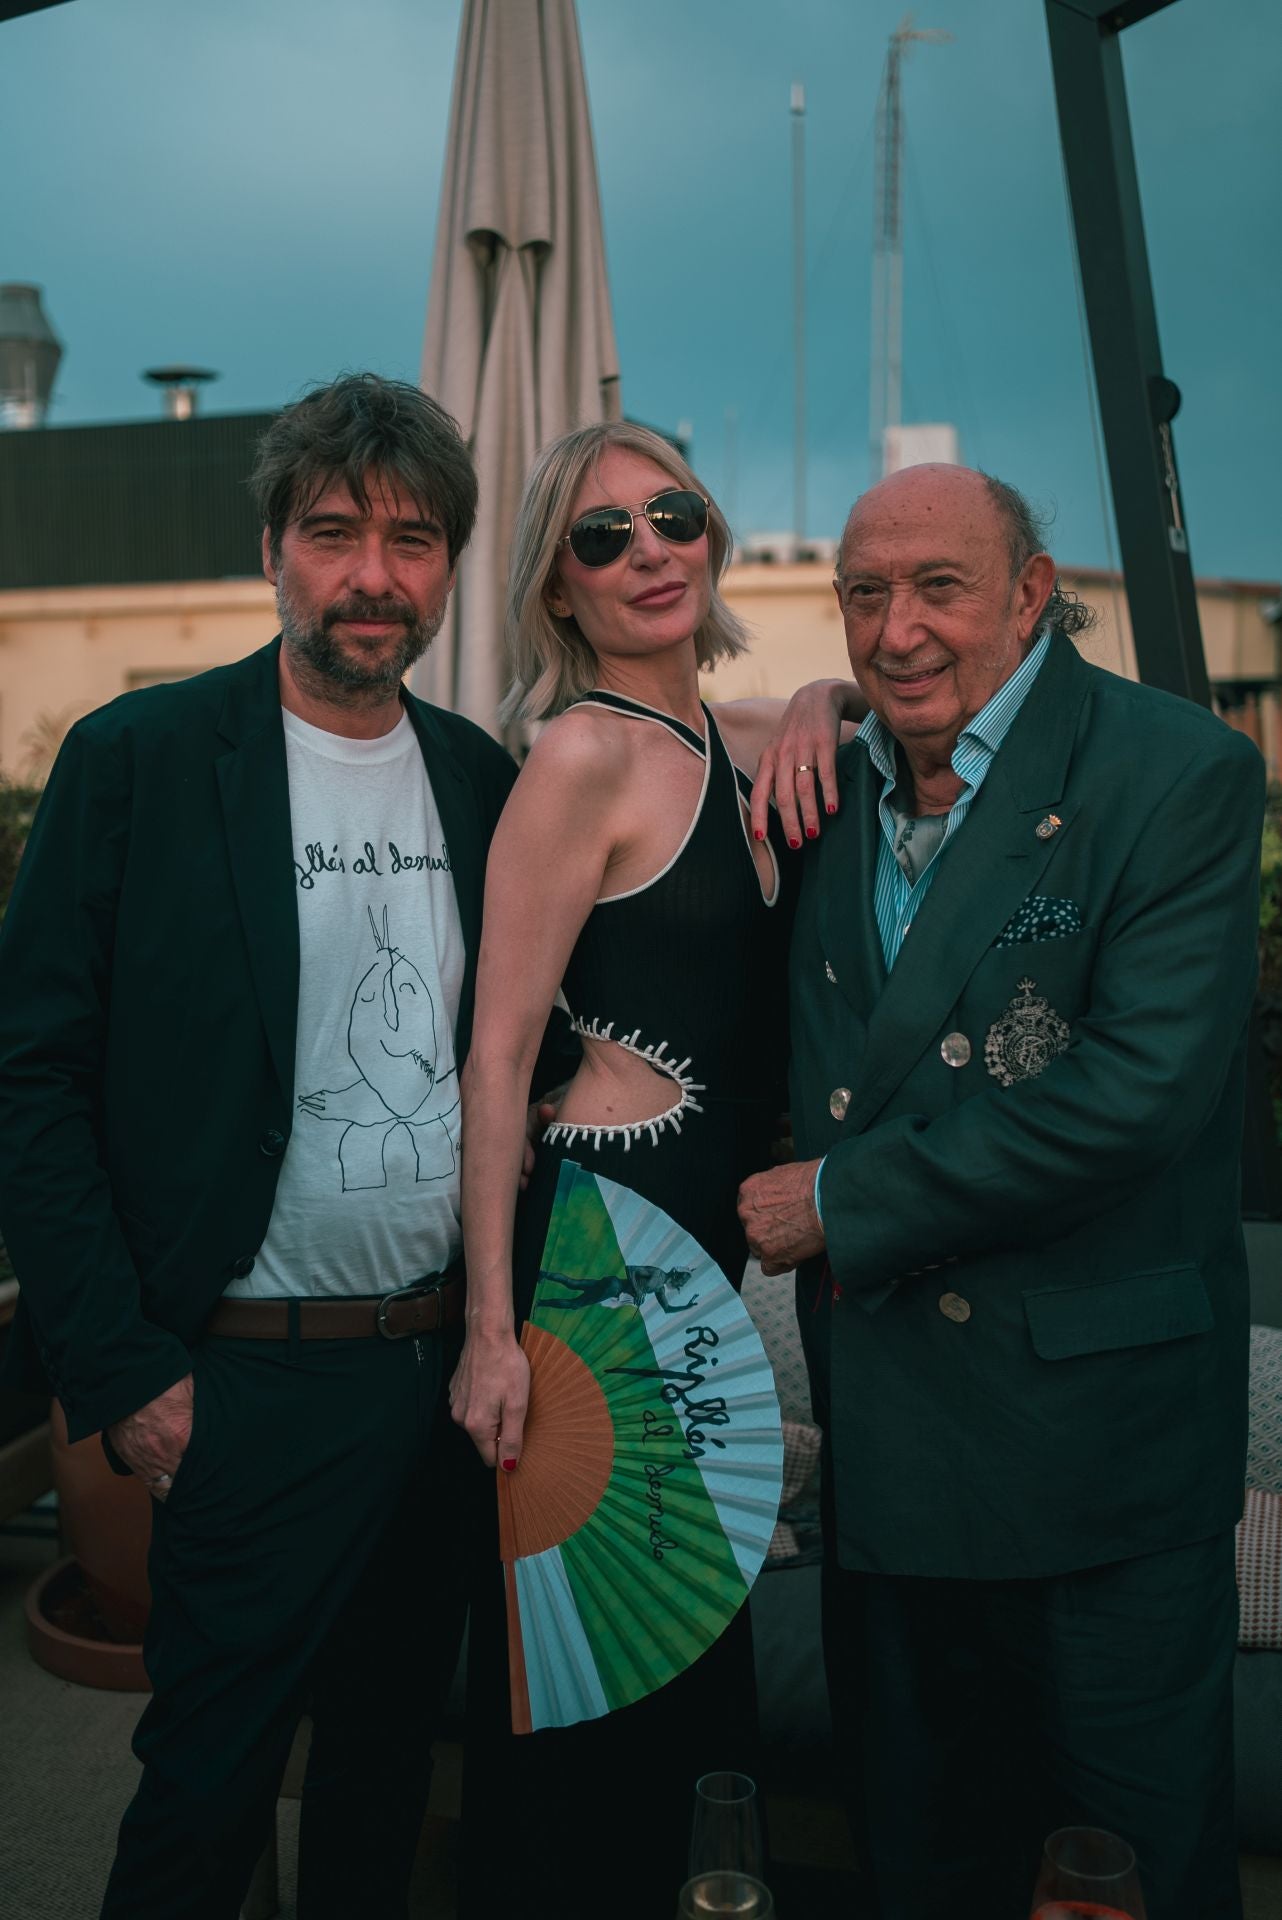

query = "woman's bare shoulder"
(504, 704), (632, 824)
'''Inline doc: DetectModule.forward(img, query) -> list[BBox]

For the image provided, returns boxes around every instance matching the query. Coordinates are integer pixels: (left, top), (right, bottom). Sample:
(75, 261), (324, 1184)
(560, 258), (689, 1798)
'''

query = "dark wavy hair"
(250, 373), (478, 566)
(981, 474), (1097, 638)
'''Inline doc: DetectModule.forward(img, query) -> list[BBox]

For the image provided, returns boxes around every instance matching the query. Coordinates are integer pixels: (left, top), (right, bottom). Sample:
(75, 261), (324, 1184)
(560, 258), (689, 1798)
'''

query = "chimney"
(0, 283), (63, 429)
(143, 365), (218, 420)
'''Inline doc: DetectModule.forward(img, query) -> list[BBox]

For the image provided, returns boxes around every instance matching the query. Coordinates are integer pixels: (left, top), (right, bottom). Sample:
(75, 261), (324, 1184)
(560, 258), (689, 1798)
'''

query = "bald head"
(838, 465), (1034, 584)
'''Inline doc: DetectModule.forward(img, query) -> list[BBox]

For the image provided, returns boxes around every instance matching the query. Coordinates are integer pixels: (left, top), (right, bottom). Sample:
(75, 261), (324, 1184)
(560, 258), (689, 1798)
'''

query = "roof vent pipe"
(0, 283), (63, 429)
(142, 365), (218, 420)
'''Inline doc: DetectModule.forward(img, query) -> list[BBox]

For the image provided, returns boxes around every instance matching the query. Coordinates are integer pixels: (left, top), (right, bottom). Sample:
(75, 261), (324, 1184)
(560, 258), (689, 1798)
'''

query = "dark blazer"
(0, 638), (523, 1442)
(789, 635), (1266, 1580)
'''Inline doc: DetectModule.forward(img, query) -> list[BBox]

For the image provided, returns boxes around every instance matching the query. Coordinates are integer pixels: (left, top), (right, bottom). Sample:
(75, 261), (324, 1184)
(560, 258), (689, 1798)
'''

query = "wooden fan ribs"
(497, 1322), (615, 1562)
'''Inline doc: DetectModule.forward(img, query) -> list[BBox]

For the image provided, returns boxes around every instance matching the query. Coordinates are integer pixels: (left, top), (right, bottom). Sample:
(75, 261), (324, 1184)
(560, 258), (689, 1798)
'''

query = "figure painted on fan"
(537, 1261), (697, 1314)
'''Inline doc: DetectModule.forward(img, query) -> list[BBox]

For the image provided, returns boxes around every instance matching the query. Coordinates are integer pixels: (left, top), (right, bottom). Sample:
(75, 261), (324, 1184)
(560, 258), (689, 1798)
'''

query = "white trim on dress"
(542, 1015), (706, 1151)
(573, 703), (713, 906)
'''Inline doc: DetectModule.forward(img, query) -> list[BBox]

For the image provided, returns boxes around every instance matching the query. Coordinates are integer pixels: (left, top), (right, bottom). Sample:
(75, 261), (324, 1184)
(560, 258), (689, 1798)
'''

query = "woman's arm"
(451, 716), (623, 1471)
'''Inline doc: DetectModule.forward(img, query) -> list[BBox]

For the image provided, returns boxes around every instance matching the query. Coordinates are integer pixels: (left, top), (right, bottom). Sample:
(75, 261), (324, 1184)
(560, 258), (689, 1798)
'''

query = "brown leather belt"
(206, 1267), (464, 1341)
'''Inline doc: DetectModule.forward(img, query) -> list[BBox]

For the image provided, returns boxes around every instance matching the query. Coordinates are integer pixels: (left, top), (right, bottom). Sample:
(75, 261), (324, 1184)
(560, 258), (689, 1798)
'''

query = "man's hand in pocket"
(107, 1374), (194, 1500)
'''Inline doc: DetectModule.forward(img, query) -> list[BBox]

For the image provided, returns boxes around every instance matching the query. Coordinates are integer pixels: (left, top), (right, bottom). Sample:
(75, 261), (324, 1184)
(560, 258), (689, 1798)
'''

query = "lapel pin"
(825, 960), (837, 984)
(1034, 813), (1062, 841)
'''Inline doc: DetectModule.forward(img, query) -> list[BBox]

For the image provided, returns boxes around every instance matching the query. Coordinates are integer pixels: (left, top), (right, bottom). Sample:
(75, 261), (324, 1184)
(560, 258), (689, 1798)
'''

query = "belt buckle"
(375, 1279), (440, 1340)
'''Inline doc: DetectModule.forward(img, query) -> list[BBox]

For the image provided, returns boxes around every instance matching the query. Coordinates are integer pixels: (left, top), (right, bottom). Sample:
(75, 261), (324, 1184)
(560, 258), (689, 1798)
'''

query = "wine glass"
(677, 1872), (774, 1920)
(688, 1771), (765, 1883)
(1029, 1826), (1147, 1920)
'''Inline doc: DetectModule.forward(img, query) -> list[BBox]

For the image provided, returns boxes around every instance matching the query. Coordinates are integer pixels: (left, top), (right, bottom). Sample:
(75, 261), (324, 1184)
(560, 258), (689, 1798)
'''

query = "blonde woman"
(451, 422), (858, 1919)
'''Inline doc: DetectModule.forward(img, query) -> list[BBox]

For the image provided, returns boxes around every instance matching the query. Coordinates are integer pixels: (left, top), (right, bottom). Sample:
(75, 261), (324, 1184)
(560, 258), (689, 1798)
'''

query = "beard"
(276, 578), (446, 701)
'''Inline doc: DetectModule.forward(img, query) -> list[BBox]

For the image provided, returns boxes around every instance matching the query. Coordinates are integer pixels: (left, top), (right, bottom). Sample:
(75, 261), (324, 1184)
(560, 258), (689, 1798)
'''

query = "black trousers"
(100, 1320), (467, 1920)
(821, 1464), (1241, 1920)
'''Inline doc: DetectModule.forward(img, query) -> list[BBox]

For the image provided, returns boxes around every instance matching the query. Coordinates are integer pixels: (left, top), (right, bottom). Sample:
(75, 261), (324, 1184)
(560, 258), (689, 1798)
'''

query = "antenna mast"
(869, 15), (950, 481)
(791, 81), (807, 545)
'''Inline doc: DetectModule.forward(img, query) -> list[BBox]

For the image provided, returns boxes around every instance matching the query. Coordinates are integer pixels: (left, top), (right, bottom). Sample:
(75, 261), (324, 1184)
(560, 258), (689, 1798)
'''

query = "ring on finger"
(796, 763), (812, 773)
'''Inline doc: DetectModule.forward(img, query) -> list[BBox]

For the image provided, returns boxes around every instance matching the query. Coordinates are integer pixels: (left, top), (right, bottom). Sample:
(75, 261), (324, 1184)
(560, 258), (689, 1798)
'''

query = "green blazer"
(789, 635), (1266, 1579)
(0, 639), (525, 1442)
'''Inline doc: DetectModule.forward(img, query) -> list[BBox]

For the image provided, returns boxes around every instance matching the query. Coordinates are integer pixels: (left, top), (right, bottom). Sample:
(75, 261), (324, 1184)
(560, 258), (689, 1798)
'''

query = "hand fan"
(497, 1158), (783, 1734)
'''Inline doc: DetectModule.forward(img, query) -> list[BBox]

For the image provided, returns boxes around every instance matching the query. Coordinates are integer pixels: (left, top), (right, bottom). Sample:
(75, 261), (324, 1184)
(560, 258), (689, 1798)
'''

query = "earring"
(549, 599), (570, 619)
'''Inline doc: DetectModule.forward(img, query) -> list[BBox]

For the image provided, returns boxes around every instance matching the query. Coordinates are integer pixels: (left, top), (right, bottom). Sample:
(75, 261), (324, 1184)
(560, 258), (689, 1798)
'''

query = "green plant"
(0, 775), (41, 925)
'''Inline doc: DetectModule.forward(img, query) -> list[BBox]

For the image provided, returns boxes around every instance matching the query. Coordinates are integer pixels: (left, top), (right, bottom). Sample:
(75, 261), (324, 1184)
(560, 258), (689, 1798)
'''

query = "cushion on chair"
(741, 1265), (814, 1427)
(1236, 1487), (1282, 1651)
(1247, 1324), (1282, 1496)
(767, 1419), (822, 1566)
(741, 1266), (824, 1567)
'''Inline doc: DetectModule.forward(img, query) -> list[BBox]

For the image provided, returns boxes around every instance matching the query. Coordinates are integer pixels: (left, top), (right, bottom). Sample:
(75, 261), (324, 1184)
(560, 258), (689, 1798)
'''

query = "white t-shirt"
(228, 707), (466, 1298)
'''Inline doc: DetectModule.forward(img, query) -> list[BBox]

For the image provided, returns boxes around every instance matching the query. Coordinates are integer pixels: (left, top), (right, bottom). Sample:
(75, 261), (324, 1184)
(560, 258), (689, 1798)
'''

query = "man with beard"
(0, 374), (547, 1918)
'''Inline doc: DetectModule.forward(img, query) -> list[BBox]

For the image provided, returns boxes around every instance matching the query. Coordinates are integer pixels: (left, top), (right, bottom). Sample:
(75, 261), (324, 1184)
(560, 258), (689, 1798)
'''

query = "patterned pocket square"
(994, 895), (1083, 947)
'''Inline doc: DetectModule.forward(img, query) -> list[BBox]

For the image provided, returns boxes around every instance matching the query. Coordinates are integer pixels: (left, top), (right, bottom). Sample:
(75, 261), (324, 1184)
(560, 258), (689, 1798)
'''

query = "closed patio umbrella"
(415, 0), (621, 738)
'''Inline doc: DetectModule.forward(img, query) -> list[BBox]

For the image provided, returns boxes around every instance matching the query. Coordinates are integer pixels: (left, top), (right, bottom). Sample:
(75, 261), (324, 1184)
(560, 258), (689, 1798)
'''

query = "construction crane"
(869, 14), (951, 481)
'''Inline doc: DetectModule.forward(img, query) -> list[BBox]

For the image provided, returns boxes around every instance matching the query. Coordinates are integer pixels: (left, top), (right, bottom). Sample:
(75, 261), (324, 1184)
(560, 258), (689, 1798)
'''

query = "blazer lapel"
(846, 636), (1092, 1134)
(215, 641), (299, 1103)
(403, 701), (486, 1052)
(817, 741), (886, 1019)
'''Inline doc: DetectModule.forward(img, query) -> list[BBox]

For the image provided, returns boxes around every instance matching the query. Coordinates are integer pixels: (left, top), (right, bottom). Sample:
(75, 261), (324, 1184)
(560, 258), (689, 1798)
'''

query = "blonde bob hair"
(501, 421), (749, 725)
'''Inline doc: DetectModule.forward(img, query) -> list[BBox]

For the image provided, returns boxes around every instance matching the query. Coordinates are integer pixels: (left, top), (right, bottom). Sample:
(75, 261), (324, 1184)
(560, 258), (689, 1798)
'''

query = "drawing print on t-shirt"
(297, 906), (460, 1190)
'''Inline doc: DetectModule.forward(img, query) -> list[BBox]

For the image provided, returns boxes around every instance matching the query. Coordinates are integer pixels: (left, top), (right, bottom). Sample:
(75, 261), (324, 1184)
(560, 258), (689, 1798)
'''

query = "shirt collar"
(855, 628), (1051, 790)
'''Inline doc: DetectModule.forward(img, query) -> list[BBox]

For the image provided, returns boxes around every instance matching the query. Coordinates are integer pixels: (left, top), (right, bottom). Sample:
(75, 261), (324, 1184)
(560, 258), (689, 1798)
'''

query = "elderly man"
(0, 374), (562, 1920)
(739, 463), (1264, 1919)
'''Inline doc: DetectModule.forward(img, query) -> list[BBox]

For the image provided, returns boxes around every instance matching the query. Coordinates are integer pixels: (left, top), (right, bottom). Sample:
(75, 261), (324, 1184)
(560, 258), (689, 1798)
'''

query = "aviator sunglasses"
(558, 488), (710, 569)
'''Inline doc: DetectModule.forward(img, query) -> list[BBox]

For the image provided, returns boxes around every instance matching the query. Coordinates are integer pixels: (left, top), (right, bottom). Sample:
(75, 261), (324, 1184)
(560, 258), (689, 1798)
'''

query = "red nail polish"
(826, 803), (837, 815)
(753, 829), (764, 841)
(806, 826), (818, 839)
(501, 1457), (517, 1472)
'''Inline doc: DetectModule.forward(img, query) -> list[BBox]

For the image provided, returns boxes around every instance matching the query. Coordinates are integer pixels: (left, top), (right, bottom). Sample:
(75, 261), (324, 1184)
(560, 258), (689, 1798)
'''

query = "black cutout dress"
(463, 694), (796, 1920)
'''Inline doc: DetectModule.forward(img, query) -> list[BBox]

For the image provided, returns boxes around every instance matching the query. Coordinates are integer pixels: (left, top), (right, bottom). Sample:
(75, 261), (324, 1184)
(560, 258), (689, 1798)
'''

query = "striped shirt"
(858, 631), (1052, 970)
(813, 631), (1050, 1226)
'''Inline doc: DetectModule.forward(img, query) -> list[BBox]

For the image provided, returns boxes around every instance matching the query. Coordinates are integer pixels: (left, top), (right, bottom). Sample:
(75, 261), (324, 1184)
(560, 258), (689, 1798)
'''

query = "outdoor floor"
(0, 1525), (858, 1919)
(0, 1523), (460, 1918)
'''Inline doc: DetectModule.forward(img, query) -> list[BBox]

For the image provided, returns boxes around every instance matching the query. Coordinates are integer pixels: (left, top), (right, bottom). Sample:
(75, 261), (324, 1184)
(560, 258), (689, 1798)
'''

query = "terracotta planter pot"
(48, 1399), (152, 1641)
(25, 1556), (149, 1691)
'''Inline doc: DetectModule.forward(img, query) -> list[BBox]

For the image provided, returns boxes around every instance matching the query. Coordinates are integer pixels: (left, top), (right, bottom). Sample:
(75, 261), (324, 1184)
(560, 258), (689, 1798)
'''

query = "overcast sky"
(2, 0), (1278, 580)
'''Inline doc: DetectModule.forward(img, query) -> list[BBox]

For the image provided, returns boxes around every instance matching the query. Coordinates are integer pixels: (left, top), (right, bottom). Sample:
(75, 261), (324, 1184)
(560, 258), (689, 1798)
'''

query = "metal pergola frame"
(1045, 0), (1281, 1215)
(0, 2), (74, 22)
